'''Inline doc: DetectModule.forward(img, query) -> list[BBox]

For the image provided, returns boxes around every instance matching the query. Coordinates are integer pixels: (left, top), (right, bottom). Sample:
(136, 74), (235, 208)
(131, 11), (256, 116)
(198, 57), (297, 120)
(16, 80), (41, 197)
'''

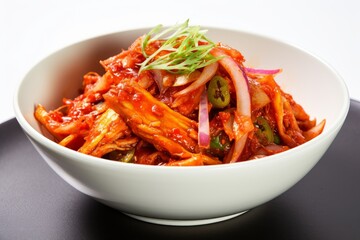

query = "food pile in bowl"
(14, 19), (349, 226)
(33, 19), (325, 166)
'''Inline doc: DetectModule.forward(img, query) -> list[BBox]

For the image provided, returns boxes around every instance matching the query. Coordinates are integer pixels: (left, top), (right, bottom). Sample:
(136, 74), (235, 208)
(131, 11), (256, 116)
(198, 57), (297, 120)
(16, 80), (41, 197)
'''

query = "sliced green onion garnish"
(139, 19), (221, 74)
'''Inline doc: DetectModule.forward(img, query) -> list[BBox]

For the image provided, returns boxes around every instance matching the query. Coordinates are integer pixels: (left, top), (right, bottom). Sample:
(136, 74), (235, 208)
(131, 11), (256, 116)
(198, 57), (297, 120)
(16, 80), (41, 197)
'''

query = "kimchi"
(35, 20), (326, 166)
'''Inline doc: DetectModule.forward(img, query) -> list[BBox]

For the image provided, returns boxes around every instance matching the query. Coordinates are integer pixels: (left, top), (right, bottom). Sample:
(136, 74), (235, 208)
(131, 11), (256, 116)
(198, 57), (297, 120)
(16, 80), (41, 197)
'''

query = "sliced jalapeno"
(207, 76), (230, 108)
(210, 134), (226, 151)
(208, 131), (231, 158)
(273, 133), (281, 145)
(255, 116), (275, 144)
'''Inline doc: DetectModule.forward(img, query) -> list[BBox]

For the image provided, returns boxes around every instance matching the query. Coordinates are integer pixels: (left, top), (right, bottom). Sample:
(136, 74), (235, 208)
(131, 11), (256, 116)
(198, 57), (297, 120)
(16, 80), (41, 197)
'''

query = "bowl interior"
(15, 27), (349, 157)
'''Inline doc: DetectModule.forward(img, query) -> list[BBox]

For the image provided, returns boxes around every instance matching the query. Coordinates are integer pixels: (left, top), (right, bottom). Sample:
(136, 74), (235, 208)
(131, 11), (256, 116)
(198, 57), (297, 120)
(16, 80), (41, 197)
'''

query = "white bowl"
(14, 26), (350, 226)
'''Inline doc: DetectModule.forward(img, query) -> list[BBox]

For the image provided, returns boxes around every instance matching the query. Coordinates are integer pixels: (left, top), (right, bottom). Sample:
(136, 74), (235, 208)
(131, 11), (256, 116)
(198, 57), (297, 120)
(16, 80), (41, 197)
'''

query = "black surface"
(1, 100), (360, 240)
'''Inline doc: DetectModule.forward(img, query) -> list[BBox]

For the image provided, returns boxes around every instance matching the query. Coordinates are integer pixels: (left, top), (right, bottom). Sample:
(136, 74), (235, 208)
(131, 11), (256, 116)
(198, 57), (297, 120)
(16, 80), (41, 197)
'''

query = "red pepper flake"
(132, 93), (142, 102)
(151, 104), (163, 117)
(172, 128), (180, 135)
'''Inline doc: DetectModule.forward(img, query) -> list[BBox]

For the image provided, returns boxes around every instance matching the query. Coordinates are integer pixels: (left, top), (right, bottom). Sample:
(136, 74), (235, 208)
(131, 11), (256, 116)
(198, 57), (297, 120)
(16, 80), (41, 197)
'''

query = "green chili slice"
(210, 131), (231, 156)
(255, 116), (275, 144)
(207, 75), (230, 108)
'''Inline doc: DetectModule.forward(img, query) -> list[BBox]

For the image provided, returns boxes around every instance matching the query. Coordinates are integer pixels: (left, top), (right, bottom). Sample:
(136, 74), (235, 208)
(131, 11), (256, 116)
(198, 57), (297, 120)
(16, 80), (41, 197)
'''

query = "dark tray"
(1, 100), (360, 240)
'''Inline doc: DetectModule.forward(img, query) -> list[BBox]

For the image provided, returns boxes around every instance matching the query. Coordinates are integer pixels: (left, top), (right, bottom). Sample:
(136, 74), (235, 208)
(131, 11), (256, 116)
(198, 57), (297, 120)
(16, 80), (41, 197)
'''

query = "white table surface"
(1, 0), (359, 124)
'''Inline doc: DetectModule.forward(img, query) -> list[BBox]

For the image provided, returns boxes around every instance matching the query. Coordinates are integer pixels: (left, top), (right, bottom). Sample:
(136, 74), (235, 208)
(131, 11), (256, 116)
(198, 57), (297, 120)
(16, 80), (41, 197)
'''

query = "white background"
(1, 0), (359, 124)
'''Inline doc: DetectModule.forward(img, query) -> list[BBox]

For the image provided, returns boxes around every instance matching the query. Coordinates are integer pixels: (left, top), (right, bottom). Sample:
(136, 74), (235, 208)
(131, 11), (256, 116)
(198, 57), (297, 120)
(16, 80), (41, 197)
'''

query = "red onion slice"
(198, 87), (210, 148)
(245, 67), (282, 75)
(173, 62), (218, 98)
(211, 48), (251, 117)
(211, 48), (252, 163)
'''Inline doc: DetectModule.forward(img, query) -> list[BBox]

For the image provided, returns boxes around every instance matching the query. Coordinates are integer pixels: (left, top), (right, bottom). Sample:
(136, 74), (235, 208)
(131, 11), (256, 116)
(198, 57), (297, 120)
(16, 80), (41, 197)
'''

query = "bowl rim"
(13, 26), (350, 171)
